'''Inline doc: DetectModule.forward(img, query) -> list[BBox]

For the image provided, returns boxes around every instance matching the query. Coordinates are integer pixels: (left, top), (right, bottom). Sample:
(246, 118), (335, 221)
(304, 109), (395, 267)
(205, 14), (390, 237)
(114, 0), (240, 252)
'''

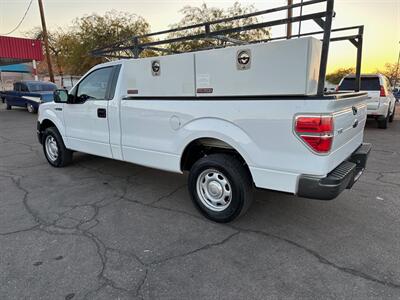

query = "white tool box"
(121, 52), (196, 97)
(195, 37), (322, 96)
(121, 37), (322, 97)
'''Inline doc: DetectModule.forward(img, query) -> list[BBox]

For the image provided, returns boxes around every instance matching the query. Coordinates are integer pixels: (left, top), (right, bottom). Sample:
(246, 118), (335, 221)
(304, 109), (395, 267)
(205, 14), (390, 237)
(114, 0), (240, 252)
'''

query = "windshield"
(27, 83), (57, 92)
(339, 77), (380, 91)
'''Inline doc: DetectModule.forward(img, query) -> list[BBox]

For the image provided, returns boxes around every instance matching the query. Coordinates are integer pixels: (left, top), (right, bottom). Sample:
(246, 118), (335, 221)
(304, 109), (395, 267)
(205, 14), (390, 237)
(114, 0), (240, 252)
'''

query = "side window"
(76, 67), (113, 101)
(14, 83), (21, 92)
(20, 83), (29, 92)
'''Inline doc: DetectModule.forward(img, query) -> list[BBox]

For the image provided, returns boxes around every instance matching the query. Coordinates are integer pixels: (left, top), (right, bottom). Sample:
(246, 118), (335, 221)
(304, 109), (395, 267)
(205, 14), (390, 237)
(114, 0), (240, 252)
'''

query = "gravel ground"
(0, 103), (399, 300)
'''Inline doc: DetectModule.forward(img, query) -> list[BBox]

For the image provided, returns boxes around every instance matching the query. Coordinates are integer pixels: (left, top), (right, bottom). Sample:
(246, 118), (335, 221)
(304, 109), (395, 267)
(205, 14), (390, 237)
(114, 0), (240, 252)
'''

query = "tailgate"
(329, 93), (367, 164)
(365, 91), (380, 110)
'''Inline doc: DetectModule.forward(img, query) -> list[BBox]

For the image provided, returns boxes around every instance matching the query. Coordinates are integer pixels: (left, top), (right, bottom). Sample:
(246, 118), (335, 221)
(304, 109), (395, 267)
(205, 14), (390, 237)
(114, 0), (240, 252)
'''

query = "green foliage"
(377, 63), (400, 86)
(326, 67), (355, 84)
(66, 10), (150, 75)
(28, 10), (151, 75)
(168, 2), (271, 52)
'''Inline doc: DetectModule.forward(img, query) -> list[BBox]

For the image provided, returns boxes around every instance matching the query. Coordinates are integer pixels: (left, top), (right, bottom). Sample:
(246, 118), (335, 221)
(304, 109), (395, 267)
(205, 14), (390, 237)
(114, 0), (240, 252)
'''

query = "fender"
(38, 105), (66, 138)
(178, 117), (259, 167)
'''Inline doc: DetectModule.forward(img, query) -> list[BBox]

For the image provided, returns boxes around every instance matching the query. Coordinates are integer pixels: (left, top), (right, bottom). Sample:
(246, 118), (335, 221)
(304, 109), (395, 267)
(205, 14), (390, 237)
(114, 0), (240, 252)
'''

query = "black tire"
(188, 153), (254, 223)
(6, 103), (11, 110)
(377, 110), (390, 129)
(27, 103), (37, 114)
(42, 127), (73, 167)
(389, 105), (396, 123)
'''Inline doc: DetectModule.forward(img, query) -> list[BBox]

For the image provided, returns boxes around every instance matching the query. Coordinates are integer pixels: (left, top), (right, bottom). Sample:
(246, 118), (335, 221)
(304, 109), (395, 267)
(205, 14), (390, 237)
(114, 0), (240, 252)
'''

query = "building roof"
(0, 36), (43, 66)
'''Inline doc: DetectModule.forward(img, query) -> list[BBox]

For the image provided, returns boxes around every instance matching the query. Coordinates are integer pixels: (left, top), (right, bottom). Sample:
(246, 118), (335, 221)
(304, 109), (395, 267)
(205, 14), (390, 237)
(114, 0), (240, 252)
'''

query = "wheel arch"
(37, 118), (63, 144)
(180, 137), (253, 181)
(39, 118), (57, 131)
(179, 117), (255, 165)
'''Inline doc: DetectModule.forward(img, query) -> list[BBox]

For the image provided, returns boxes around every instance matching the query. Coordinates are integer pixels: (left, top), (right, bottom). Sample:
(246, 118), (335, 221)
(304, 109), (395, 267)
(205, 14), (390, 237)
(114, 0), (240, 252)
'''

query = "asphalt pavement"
(1, 103), (400, 299)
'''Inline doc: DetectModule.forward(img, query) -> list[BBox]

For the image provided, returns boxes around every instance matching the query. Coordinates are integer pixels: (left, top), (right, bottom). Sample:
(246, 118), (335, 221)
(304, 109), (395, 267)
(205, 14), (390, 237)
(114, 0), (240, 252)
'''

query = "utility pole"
(395, 41), (400, 87)
(287, 0), (293, 39)
(38, 0), (54, 83)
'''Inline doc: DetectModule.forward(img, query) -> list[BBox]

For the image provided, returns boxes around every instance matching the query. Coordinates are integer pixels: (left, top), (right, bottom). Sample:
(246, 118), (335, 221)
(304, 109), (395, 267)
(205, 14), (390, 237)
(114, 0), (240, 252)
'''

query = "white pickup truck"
(37, 36), (371, 222)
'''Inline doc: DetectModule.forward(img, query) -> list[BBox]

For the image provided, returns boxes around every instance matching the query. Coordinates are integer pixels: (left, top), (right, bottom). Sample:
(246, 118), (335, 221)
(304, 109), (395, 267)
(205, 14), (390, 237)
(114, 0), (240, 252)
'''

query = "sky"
(0, 0), (399, 73)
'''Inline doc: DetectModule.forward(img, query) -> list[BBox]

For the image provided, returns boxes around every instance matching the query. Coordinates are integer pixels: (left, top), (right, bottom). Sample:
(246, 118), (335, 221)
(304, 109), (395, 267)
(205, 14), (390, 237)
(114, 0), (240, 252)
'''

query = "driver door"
(63, 66), (116, 158)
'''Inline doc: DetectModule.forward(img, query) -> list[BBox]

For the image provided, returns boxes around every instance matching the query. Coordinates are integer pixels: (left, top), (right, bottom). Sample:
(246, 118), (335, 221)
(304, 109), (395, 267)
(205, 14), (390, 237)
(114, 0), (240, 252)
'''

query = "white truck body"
(338, 74), (396, 128)
(37, 37), (370, 221)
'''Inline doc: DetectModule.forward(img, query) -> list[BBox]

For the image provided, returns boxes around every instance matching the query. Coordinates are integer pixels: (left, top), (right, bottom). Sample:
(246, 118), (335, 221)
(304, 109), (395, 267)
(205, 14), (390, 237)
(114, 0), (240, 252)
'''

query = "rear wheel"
(377, 109), (390, 129)
(42, 127), (73, 167)
(6, 103), (11, 110)
(188, 153), (253, 223)
(389, 105), (396, 123)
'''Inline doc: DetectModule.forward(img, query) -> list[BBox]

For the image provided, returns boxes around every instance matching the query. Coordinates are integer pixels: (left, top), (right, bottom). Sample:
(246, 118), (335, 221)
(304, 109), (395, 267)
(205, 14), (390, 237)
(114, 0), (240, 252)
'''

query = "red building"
(0, 36), (43, 66)
(0, 36), (44, 88)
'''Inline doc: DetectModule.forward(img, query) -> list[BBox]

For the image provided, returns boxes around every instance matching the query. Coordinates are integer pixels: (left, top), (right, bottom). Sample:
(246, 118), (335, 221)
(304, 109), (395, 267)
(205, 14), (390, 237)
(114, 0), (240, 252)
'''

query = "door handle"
(97, 108), (107, 118)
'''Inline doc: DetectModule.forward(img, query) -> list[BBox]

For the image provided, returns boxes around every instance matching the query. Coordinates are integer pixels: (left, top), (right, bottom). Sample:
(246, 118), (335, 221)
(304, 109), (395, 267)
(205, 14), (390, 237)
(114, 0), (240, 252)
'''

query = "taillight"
(294, 115), (333, 154)
(295, 116), (333, 133)
(380, 86), (386, 97)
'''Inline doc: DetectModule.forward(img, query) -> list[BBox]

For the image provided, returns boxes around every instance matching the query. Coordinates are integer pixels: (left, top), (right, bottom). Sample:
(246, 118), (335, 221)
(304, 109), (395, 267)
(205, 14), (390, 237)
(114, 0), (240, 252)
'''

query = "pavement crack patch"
(375, 171), (400, 188)
(135, 268), (148, 298)
(150, 231), (240, 265)
(230, 226), (400, 290)
(122, 195), (400, 290)
(150, 184), (187, 205)
(9, 176), (45, 225)
(0, 224), (40, 236)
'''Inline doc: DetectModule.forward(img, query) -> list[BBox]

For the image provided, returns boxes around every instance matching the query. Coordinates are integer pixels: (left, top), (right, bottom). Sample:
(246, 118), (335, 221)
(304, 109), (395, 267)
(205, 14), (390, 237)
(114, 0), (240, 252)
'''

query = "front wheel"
(27, 103), (37, 113)
(42, 127), (73, 167)
(188, 153), (254, 223)
(6, 103), (11, 110)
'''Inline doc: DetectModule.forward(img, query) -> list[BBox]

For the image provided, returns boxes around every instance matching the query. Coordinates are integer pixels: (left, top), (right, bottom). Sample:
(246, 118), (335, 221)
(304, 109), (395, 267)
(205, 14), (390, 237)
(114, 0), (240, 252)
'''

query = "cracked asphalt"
(0, 103), (400, 300)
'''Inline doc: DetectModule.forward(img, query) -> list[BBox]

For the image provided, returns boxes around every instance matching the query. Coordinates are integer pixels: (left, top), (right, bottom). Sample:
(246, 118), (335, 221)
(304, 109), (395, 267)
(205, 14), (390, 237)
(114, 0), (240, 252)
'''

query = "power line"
(0, 0), (34, 35)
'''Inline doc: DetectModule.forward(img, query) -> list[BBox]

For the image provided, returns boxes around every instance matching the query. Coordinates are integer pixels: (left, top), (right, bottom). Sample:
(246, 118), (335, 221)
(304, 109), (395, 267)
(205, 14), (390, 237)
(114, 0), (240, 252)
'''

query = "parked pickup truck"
(36, 35), (371, 222)
(3, 80), (57, 113)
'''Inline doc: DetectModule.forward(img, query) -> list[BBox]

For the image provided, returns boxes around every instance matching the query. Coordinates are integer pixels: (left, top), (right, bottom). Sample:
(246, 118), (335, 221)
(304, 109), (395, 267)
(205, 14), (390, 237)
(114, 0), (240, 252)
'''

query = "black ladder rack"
(91, 0), (363, 97)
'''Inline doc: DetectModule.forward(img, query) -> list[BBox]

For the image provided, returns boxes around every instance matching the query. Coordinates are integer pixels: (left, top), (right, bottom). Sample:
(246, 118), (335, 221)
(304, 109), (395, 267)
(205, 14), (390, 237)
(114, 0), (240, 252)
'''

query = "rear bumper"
(297, 143), (371, 200)
(367, 101), (388, 117)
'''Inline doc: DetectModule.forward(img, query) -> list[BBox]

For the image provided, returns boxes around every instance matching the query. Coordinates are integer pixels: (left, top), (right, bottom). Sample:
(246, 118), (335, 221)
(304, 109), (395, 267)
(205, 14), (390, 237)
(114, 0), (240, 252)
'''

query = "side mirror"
(53, 89), (69, 103)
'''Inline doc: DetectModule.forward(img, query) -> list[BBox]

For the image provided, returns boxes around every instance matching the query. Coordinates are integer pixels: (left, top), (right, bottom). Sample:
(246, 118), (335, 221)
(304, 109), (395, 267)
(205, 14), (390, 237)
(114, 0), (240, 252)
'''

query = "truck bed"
(117, 91), (367, 193)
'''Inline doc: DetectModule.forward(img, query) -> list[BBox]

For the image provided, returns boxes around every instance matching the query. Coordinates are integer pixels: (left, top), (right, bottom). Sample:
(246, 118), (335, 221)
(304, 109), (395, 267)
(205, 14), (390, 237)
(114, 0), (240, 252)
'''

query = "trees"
(326, 67), (355, 84)
(168, 2), (271, 52)
(377, 63), (400, 86)
(28, 10), (151, 76)
(29, 4), (270, 76)
(67, 10), (150, 75)
(28, 28), (70, 76)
